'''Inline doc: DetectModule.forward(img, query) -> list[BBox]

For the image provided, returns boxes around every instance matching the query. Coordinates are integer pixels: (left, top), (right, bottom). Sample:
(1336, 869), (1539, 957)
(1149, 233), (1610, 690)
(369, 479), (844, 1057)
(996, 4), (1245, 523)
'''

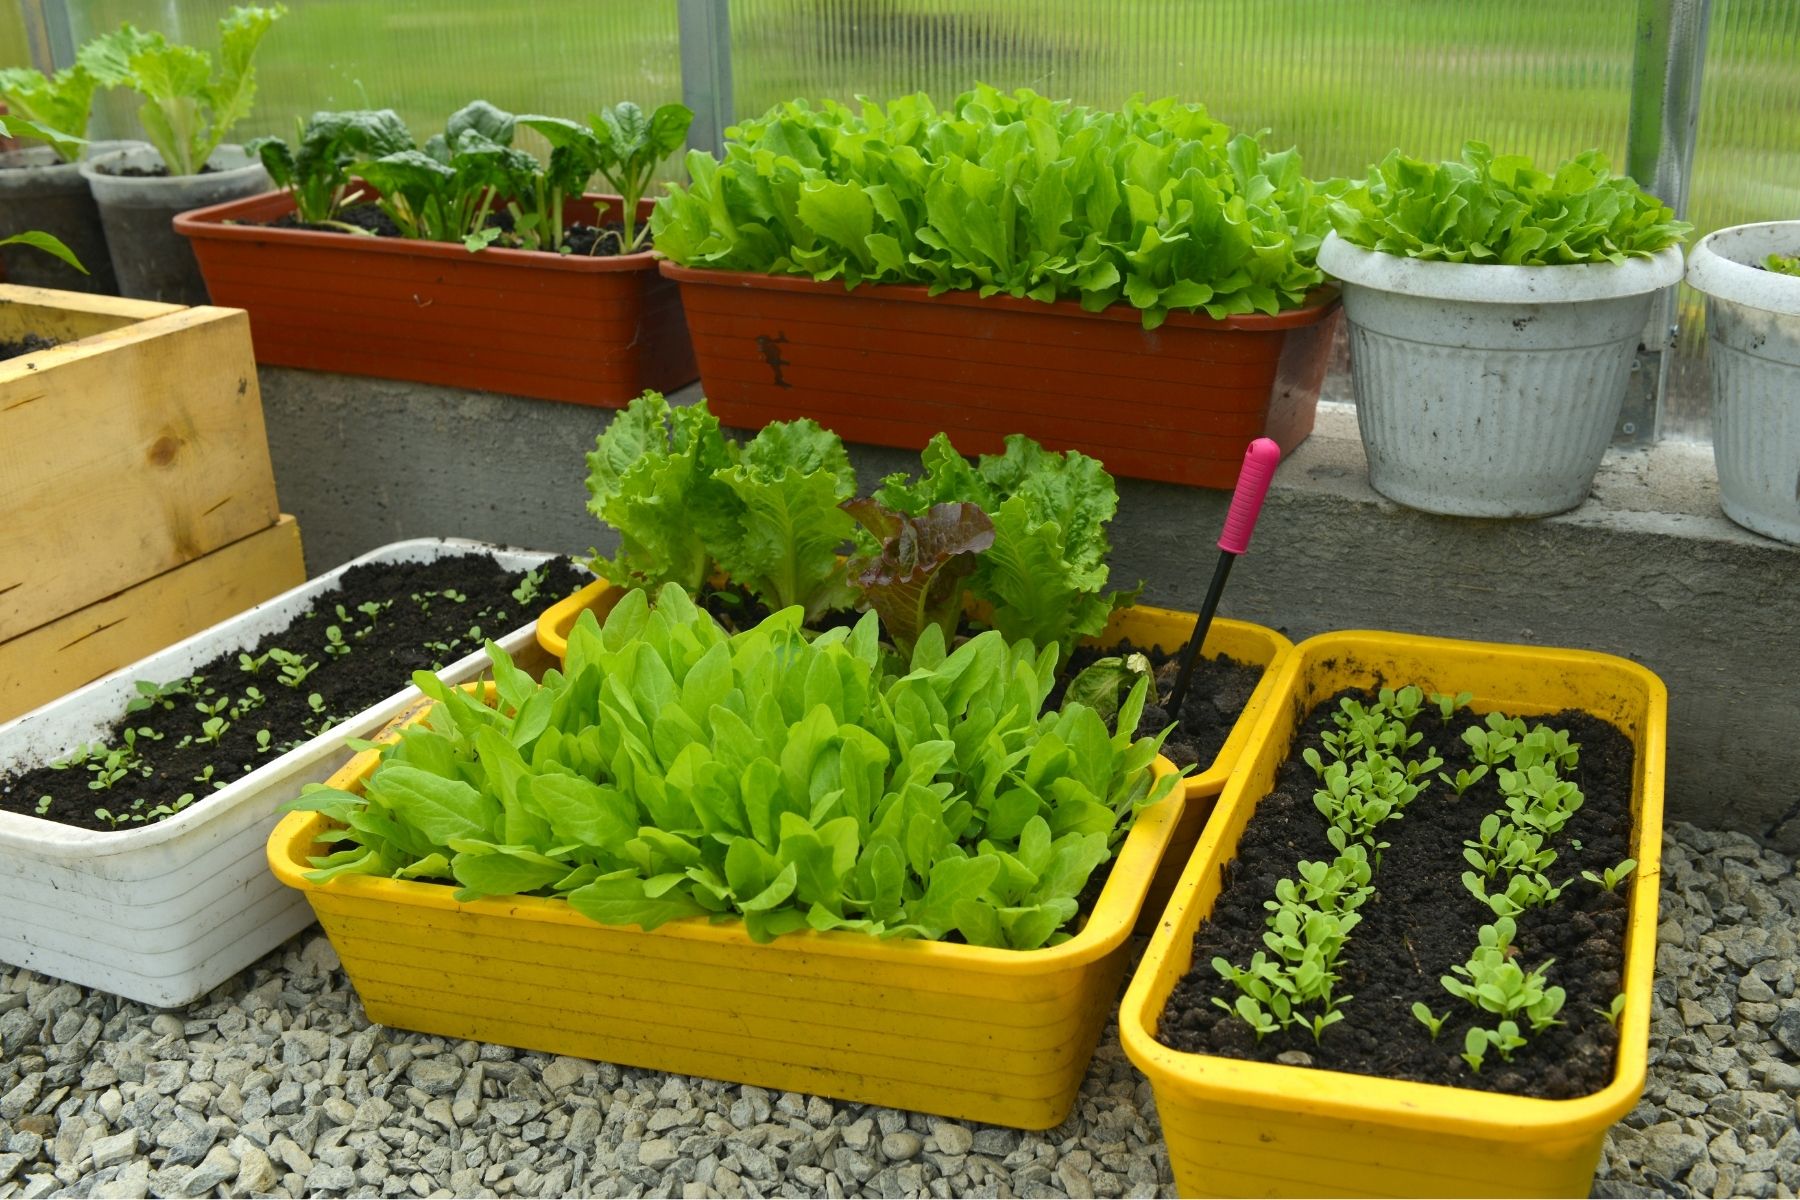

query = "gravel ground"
(0, 820), (1794, 1200)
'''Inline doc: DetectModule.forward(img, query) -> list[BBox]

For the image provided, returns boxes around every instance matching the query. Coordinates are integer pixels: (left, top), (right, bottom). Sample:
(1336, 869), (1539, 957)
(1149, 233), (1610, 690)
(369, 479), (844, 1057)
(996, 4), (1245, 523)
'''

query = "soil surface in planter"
(0, 333), (56, 362)
(0, 554), (585, 833)
(267, 203), (628, 257)
(97, 163), (222, 178)
(695, 585), (1262, 771)
(1157, 690), (1634, 1099)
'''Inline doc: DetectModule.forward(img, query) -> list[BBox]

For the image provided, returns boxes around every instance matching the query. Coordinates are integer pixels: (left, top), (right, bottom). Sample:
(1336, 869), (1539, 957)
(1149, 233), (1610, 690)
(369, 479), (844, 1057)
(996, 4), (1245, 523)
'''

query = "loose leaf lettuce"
(1327, 141), (1692, 265)
(86, 5), (286, 176)
(584, 391), (741, 593)
(878, 433), (1133, 657)
(843, 499), (994, 660)
(651, 84), (1329, 328)
(288, 584), (1180, 948)
(711, 418), (859, 622)
(0, 67), (99, 162)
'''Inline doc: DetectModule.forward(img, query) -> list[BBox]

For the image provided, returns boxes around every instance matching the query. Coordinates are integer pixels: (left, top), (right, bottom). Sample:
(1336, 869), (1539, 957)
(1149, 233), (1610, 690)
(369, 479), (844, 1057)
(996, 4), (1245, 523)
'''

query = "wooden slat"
(0, 301), (280, 640)
(0, 285), (180, 342)
(0, 515), (304, 722)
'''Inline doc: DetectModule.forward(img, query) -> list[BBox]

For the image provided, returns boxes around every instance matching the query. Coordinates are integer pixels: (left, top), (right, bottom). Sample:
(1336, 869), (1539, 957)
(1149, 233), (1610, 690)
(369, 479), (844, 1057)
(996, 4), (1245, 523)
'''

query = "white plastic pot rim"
(1685, 222), (1800, 319)
(1318, 232), (1684, 304)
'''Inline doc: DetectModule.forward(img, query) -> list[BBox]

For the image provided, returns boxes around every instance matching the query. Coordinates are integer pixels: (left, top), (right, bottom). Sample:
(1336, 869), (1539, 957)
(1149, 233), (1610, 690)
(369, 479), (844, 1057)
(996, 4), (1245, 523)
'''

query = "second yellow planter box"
(271, 733), (1182, 1130)
(535, 579), (1292, 929)
(1118, 630), (1668, 1198)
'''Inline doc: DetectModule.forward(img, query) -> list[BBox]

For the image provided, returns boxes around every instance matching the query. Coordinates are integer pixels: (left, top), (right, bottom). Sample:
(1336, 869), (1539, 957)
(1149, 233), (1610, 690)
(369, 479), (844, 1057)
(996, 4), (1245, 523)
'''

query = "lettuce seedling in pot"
(0, 67), (101, 163)
(83, 5), (287, 176)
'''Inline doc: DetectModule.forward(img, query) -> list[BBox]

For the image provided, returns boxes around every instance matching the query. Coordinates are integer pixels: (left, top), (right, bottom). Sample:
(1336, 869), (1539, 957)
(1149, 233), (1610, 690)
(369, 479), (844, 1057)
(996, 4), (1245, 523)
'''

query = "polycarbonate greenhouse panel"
(65, 0), (682, 161)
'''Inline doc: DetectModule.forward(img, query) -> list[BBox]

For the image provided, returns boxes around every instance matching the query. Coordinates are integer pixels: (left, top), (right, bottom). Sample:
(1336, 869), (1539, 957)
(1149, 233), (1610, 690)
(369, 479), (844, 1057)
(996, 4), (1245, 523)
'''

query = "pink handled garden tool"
(1164, 438), (1281, 714)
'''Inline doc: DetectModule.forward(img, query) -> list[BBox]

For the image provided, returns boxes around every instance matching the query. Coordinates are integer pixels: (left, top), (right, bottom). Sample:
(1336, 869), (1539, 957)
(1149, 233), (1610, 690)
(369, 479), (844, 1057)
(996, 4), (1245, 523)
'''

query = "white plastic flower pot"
(1685, 222), (1800, 545)
(0, 538), (567, 1008)
(1318, 233), (1685, 517)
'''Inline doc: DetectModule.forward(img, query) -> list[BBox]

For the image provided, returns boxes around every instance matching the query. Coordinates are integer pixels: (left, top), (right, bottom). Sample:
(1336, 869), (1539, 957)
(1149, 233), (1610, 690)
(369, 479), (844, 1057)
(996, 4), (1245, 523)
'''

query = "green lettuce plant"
(1328, 140), (1692, 265)
(84, 5), (286, 176)
(248, 109), (413, 230)
(875, 432), (1134, 659)
(651, 84), (1329, 328)
(0, 67), (100, 162)
(286, 584), (1179, 948)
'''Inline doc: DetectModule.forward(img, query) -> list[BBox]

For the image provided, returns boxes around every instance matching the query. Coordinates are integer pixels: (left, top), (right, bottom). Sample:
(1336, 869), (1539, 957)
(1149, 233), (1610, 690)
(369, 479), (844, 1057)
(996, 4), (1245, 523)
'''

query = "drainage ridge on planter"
(1684, 221), (1800, 545)
(80, 144), (271, 305)
(175, 191), (696, 407)
(1318, 233), (1685, 519)
(659, 261), (1341, 489)
(271, 706), (1181, 1129)
(0, 538), (572, 1008)
(534, 576), (1292, 933)
(1118, 630), (1667, 1199)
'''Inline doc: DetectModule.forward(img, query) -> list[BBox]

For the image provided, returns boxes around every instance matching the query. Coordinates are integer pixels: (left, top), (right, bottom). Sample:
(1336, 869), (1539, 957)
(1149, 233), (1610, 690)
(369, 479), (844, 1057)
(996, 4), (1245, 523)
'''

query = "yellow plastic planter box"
(535, 579), (1292, 926)
(270, 710), (1184, 1130)
(1119, 630), (1667, 1199)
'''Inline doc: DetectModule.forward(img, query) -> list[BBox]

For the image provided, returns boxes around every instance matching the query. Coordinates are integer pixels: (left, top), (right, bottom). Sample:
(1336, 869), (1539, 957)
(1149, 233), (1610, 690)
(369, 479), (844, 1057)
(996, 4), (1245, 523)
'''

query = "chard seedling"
(126, 677), (190, 713)
(512, 566), (548, 606)
(34, 795), (53, 815)
(307, 692), (326, 714)
(1412, 1002), (1447, 1039)
(1462, 725), (1517, 768)
(323, 625), (351, 657)
(1212, 994), (1281, 1042)
(198, 717), (230, 746)
(1581, 858), (1637, 892)
(238, 651), (271, 674)
(270, 649), (317, 688)
(256, 730), (273, 753)
(442, 589), (467, 603)
(1596, 993), (1627, 1026)
(1430, 690), (1474, 720)
(1438, 764), (1489, 797)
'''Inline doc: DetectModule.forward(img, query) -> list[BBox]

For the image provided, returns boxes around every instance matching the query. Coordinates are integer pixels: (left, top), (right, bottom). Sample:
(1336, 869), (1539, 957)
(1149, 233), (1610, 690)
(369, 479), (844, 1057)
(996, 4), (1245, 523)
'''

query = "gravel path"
(0, 820), (1793, 1200)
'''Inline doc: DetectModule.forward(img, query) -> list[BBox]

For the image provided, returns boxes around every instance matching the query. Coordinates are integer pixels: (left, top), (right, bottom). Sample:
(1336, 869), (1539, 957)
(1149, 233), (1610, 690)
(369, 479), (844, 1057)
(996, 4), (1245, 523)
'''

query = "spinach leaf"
(249, 109), (413, 228)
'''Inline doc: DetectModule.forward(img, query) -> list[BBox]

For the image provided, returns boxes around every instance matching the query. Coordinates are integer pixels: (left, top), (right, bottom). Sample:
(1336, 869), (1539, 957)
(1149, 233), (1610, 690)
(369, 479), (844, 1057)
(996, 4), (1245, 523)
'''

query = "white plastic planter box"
(1685, 222), (1800, 544)
(0, 537), (566, 1008)
(1318, 233), (1684, 517)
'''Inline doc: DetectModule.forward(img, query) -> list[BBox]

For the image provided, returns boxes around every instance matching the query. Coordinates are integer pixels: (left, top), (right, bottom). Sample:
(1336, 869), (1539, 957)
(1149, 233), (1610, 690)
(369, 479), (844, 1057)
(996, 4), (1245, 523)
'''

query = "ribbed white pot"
(0, 538), (566, 1008)
(1685, 222), (1800, 544)
(1318, 233), (1685, 517)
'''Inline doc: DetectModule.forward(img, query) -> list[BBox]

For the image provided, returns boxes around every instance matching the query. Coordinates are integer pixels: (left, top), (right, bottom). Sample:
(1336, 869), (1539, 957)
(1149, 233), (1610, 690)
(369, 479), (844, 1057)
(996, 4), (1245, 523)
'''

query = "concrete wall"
(259, 368), (1800, 851)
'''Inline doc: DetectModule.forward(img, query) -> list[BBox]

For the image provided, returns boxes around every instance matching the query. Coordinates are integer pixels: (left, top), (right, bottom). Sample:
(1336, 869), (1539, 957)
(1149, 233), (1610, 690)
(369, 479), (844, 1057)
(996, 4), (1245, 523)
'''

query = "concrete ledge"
(257, 368), (1800, 850)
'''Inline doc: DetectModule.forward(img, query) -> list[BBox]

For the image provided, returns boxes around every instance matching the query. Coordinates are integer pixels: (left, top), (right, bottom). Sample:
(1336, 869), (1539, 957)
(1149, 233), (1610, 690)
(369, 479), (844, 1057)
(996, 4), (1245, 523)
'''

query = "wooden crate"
(0, 285), (280, 641)
(0, 514), (304, 723)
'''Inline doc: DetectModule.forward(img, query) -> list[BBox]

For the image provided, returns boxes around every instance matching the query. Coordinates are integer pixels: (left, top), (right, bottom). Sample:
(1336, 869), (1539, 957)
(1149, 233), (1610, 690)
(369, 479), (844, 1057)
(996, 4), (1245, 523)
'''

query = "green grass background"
(12, 0), (1798, 431)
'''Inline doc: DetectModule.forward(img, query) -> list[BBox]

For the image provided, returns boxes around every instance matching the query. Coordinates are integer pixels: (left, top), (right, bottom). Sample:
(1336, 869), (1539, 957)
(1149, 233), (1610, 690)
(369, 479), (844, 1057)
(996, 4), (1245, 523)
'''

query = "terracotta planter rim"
(656, 260), (1341, 331)
(176, 188), (661, 275)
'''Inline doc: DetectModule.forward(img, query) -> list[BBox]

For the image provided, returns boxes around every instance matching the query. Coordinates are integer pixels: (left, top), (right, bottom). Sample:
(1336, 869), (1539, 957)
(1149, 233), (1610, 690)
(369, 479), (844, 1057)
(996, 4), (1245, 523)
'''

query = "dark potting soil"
(266, 203), (629, 257)
(0, 554), (586, 834)
(98, 163), (222, 177)
(0, 333), (57, 362)
(1156, 691), (1635, 1099)
(1050, 639), (1264, 771)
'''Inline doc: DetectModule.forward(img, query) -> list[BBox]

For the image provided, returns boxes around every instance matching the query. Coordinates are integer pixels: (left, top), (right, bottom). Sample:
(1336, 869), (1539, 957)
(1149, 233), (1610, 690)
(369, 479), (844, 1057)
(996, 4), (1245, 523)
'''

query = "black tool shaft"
(1166, 550), (1237, 715)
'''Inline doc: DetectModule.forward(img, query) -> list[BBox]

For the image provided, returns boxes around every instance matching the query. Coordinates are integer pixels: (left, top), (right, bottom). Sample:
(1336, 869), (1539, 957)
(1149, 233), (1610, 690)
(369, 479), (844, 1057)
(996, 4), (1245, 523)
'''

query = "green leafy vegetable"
(710, 418), (860, 623)
(248, 109), (414, 229)
(287, 584), (1179, 948)
(1327, 140), (1691, 265)
(1063, 653), (1157, 725)
(521, 102), (690, 251)
(584, 391), (741, 593)
(0, 67), (99, 162)
(85, 5), (286, 176)
(651, 84), (1329, 328)
(877, 432), (1133, 659)
(0, 230), (86, 273)
(842, 499), (994, 660)
(1763, 252), (1800, 278)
